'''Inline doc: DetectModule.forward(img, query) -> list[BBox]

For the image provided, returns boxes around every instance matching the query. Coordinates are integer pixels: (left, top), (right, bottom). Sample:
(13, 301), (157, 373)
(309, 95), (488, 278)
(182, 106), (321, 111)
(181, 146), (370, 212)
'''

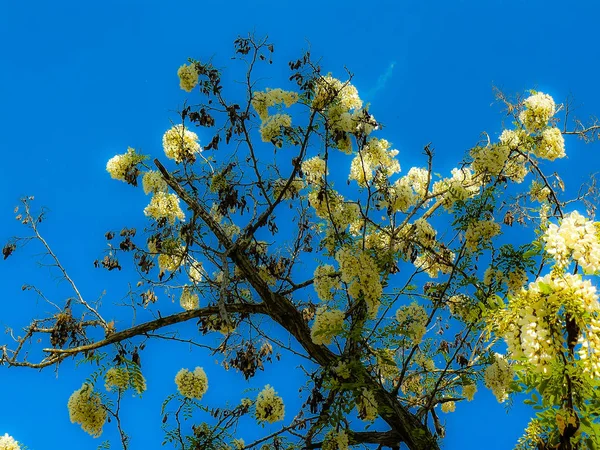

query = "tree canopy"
(2, 34), (600, 450)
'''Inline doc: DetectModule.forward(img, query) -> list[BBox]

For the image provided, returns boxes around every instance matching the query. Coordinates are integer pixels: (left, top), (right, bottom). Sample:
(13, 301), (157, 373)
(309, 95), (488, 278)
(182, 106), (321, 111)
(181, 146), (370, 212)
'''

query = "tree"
(2, 34), (600, 450)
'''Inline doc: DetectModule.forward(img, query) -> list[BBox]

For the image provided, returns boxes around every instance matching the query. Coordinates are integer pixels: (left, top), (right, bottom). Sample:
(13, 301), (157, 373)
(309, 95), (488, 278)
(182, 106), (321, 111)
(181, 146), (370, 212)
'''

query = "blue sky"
(1, 1), (600, 449)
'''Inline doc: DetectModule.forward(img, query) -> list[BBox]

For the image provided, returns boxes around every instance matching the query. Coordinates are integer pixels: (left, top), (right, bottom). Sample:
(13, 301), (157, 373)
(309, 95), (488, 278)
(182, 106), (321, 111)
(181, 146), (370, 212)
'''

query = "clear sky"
(1, 1), (600, 449)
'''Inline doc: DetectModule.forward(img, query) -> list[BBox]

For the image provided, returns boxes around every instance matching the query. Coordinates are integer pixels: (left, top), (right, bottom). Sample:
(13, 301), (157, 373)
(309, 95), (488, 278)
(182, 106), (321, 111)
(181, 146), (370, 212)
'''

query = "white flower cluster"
(312, 76), (362, 112)
(519, 92), (556, 133)
(177, 63), (199, 92)
(535, 127), (565, 161)
(307, 189), (360, 231)
(147, 238), (185, 272)
(483, 354), (514, 403)
(396, 303), (428, 344)
(348, 138), (400, 187)
(323, 430), (349, 450)
(386, 176), (418, 213)
(163, 124), (201, 163)
(105, 366), (146, 394)
(578, 316), (600, 378)
(188, 259), (203, 283)
(255, 385), (285, 424)
(356, 388), (378, 421)
(0, 434), (20, 450)
(180, 286), (199, 310)
(336, 247), (382, 319)
(464, 220), (501, 252)
(406, 167), (429, 199)
(144, 192), (185, 224)
(470, 145), (510, 178)
(302, 156), (328, 184)
(313, 265), (340, 301)
(106, 147), (144, 182)
(175, 367), (208, 400)
(251, 88), (299, 121)
(67, 384), (107, 437)
(259, 113), (292, 144)
(543, 211), (600, 273)
(432, 167), (480, 208)
(499, 129), (525, 150)
(502, 273), (599, 375)
(142, 170), (168, 195)
(311, 307), (345, 345)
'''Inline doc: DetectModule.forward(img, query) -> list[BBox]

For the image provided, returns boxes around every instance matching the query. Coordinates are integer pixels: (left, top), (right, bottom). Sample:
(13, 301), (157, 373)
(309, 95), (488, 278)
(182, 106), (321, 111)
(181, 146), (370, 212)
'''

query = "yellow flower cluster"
(147, 238), (185, 272)
(323, 430), (349, 450)
(483, 354), (514, 403)
(67, 384), (107, 437)
(519, 92), (556, 133)
(396, 303), (428, 344)
(162, 124), (201, 163)
(251, 88), (299, 121)
(188, 259), (203, 283)
(144, 192), (185, 224)
(356, 388), (378, 421)
(106, 147), (144, 182)
(440, 401), (456, 413)
(302, 156), (328, 184)
(312, 76), (362, 112)
(311, 307), (345, 345)
(462, 384), (477, 401)
(105, 367), (130, 392)
(180, 286), (199, 310)
(470, 145), (510, 178)
(142, 170), (168, 195)
(543, 211), (600, 273)
(177, 63), (199, 92)
(535, 127), (565, 161)
(313, 265), (340, 301)
(464, 220), (501, 252)
(104, 366), (146, 394)
(0, 434), (20, 450)
(175, 367), (208, 400)
(259, 113), (291, 143)
(348, 138), (400, 187)
(307, 189), (361, 232)
(336, 247), (382, 319)
(255, 385), (285, 424)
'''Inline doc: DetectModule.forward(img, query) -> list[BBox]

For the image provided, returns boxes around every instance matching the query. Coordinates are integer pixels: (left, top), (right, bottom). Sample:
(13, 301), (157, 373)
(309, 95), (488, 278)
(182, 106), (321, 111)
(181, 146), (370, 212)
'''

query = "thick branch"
(155, 159), (439, 450)
(42, 303), (268, 356)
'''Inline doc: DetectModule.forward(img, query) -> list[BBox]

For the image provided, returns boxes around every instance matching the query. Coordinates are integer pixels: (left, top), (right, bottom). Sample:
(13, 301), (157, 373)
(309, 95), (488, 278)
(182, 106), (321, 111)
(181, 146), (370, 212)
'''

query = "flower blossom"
(163, 124), (201, 163)
(255, 385), (285, 424)
(67, 384), (107, 437)
(175, 367), (208, 400)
